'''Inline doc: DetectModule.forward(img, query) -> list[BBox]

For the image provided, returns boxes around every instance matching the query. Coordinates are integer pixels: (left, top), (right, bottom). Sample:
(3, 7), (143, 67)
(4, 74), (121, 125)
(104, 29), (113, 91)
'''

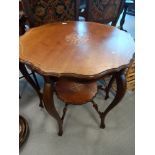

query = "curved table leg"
(100, 70), (127, 128)
(19, 62), (43, 108)
(43, 77), (63, 136)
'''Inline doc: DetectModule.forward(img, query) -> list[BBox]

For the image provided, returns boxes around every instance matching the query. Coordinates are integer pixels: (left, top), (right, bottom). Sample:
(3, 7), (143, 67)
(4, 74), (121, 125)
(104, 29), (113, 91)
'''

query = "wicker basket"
(126, 58), (135, 91)
(110, 55), (135, 92)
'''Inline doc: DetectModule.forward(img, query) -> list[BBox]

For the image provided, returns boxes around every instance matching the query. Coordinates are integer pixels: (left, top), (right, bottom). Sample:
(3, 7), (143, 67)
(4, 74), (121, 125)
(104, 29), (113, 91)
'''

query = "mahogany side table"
(19, 21), (135, 136)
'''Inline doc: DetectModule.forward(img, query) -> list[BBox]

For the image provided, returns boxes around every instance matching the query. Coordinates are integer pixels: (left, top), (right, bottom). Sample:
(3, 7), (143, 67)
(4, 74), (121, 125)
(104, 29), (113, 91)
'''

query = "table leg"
(19, 62), (43, 108)
(42, 77), (63, 136)
(100, 70), (127, 128)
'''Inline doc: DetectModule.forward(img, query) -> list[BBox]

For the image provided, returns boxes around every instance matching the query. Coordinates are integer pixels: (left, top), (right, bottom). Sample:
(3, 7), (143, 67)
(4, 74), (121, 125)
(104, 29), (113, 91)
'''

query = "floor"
(19, 14), (135, 155)
(117, 14), (135, 39)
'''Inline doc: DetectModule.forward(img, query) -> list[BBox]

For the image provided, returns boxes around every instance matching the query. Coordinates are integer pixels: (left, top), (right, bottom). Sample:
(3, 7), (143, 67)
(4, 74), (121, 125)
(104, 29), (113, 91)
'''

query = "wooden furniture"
(19, 0), (80, 105)
(126, 0), (135, 16)
(55, 79), (98, 123)
(79, 0), (128, 96)
(101, 54), (135, 99)
(19, 21), (135, 136)
(55, 80), (97, 104)
(79, 0), (87, 18)
(120, 0), (135, 31)
(19, 5), (41, 100)
(85, 0), (124, 26)
(21, 0), (80, 27)
(19, 115), (29, 147)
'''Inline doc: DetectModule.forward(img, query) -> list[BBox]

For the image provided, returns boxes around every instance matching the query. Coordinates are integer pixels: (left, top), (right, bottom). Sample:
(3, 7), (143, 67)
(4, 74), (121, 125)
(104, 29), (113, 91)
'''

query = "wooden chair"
(21, 0), (80, 27)
(85, 0), (125, 26)
(79, 0), (87, 18)
(120, 0), (135, 31)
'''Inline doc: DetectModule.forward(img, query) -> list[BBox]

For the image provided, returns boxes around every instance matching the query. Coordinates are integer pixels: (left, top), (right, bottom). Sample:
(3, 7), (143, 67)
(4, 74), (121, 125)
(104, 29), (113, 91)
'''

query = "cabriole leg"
(100, 70), (127, 128)
(92, 70), (127, 129)
(43, 77), (63, 136)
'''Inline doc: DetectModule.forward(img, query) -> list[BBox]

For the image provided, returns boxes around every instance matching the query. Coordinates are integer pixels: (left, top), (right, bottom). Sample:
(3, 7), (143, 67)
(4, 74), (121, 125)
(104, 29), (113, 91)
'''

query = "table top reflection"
(20, 21), (134, 79)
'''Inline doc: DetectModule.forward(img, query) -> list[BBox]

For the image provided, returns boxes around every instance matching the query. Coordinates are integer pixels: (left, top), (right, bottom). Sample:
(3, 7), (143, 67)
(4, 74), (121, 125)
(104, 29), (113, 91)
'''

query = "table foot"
(58, 131), (63, 136)
(100, 117), (105, 129)
(39, 101), (44, 108)
(104, 95), (109, 100)
(43, 77), (63, 136)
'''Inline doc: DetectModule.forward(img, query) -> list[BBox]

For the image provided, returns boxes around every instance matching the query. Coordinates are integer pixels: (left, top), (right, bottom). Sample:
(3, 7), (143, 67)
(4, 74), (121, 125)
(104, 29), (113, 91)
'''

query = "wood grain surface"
(55, 80), (97, 104)
(20, 21), (134, 78)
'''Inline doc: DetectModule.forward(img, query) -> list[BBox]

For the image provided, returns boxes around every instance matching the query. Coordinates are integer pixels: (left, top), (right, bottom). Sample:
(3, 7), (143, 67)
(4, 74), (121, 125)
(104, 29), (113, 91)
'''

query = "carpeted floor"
(19, 14), (135, 155)
(19, 77), (134, 155)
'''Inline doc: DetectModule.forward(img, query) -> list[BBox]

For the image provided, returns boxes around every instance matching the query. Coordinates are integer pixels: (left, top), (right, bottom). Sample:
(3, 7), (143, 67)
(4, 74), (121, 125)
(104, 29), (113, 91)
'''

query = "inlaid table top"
(19, 21), (134, 79)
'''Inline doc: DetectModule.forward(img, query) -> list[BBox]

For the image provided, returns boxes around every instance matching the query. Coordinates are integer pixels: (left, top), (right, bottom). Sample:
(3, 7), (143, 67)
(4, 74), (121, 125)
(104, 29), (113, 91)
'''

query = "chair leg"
(120, 4), (128, 32)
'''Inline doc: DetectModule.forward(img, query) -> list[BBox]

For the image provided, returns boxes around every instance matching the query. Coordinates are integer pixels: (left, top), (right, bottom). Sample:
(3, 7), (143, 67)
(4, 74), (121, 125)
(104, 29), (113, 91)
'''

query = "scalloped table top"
(19, 21), (134, 78)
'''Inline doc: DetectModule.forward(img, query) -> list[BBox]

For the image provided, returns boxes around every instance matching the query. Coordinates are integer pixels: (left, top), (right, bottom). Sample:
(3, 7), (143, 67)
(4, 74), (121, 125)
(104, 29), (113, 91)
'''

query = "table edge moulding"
(19, 21), (134, 81)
